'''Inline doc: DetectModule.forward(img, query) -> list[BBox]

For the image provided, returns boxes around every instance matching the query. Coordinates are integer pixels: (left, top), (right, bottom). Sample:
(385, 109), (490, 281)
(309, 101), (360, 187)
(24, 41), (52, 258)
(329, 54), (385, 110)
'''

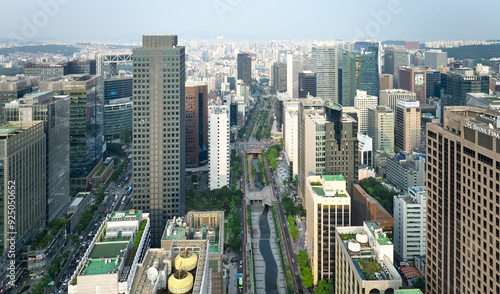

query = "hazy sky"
(1, 0), (499, 42)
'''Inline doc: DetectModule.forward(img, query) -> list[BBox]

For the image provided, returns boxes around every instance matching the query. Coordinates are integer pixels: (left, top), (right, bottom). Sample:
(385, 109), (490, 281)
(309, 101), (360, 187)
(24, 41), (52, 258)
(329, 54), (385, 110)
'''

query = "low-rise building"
(386, 152), (425, 191)
(68, 210), (150, 294)
(393, 187), (427, 261)
(67, 192), (92, 233)
(335, 221), (402, 293)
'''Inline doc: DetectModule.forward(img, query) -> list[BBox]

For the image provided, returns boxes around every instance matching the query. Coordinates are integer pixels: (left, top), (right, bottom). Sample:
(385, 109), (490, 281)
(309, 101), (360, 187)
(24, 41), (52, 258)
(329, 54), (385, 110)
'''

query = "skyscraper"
(185, 83), (208, 168)
(426, 106), (500, 294)
(368, 106), (395, 152)
(40, 74), (104, 192)
(425, 69), (441, 98)
(287, 51), (308, 99)
(4, 91), (70, 222)
(395, 100), (421, 152)
(384, 46), (408, 86)
(271, 62), (287, 92)
(298, 71), (316, 98)
(339, 50), (357, 106)
(354, 42), (380, 97)
(398, 67), (427, 104)
(208, 106), (230, 190)
(311, 44), (340, 102)
(0, 121), (46, 253)
(305, 175), (350, 284)
(379, 73), (394, 90)
(424, 50), (447, 69)
(237, 53), (252, 85)
(132, 35), (186, 243)
(353, 90), (378, 134)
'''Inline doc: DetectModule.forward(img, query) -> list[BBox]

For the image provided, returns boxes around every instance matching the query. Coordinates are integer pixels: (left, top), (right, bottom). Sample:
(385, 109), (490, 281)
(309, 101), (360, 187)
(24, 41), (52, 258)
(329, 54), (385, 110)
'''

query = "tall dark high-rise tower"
(185, 83), (208, 168)
(298, 71), (316, 98)
(132, 35), (186, 244)
(237, 53), (252, 85)
(384, 46), (408, 86)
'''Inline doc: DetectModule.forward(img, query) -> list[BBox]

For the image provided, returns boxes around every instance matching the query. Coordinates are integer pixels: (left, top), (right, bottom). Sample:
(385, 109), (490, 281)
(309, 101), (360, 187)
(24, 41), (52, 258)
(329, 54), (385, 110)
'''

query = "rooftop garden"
(358, 259), (382, 278)
(30, 218), (67, 250)
(95, 165), (106, 177)
(340, 233), (356, 241)
(129, 219), (147, 266)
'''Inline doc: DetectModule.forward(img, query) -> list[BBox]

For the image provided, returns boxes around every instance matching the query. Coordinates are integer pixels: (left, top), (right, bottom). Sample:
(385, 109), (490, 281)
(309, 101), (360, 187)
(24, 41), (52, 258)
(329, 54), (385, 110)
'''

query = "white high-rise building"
(284, 100), (299, 176)
(354, 90), (378, 134)
(287, 51), (308, 99)
(311, 44), (340, 102)
(393, 187), (427, 261)
(208, 106), (230, 190)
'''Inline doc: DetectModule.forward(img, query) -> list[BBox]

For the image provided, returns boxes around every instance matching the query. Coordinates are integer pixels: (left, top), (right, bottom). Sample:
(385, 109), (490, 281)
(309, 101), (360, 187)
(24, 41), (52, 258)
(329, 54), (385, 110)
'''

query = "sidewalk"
(251, 206), (265, 293)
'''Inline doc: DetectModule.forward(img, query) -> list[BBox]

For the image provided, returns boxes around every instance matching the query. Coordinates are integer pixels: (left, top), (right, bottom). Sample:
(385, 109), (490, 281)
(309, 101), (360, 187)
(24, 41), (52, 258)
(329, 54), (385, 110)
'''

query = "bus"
(127, 186), (132, 195)
(121, 196), (126, 205)
(238, 276), (243, 289)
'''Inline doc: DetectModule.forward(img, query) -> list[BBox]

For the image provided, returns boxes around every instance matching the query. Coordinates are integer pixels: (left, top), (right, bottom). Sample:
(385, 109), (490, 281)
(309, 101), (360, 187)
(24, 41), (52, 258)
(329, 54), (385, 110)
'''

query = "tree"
(414, 278), (426, 293)
(316, 279), (334, 294)
(301, 266), (313, 288)
(228, 236), (242, 250)
(48, 265), (58, 277)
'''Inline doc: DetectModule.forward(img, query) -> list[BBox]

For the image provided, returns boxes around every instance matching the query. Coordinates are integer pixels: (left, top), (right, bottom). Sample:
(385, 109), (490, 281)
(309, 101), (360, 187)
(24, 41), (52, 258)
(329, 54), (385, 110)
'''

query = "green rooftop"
(82, 259), (121, 275)
(312, 187), (325, 196)
(323, 174), (345, 181)
(324, 101), (342, 110)
(110, 210), (141, 221)
(396, 290), (423, 294)
(164, 226), (189, 240)
(0, 127), (20, 134)
(377, 238), (392, 245)
(89, 242), (128, 259)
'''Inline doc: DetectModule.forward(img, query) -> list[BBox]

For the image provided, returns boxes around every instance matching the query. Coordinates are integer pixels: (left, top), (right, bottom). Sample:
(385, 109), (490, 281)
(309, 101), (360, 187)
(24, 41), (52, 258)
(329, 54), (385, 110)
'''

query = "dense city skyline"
(1, 0), (500, 42)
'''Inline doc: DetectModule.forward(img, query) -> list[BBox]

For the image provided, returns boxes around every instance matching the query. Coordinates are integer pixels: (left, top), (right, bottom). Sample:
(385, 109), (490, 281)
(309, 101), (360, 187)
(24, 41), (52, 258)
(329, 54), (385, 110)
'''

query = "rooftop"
(323, 174), (345, 181)
(88, 242), (128, 259)
(0, 127), (20, 134)
(395, 290), (423, 294)
(109, 210), (141, 221)
(165, 226), (189, 240)
(82, 259), (121, 276)
(325, 101), (342, 111)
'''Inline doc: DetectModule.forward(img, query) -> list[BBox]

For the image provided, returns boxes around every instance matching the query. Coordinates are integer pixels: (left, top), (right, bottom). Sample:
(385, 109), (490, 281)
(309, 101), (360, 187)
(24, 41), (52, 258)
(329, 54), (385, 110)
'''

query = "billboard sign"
(415, 73), (424, 86)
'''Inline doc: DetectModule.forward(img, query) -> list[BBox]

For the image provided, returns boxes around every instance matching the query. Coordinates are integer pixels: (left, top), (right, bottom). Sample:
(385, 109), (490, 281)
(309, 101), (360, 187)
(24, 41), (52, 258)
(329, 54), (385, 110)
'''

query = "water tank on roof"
(356, 231), (368, 244)
(174, 251), (198, 272)
(193, 229), (202, 240)
(348, 239), (361, 253)
(168, 271), (194, 294)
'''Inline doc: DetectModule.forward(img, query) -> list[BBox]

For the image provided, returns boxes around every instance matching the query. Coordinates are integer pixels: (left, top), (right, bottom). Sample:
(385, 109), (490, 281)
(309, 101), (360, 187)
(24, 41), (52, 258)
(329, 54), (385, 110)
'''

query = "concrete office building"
(0, 75), (40, 123)
(305, 175), (351, 284)
(0, 121), (46, 253)
(104, 77), (132, 101)
(393, 187), (426, 261)
(298, 96), (326, 202)
(386, 152), (426, 191)
(284, 101), (299, 177)
(208, 106), (230, 190)
(440, 68), (490, 106)
(311, 44), (340, 102)
(424, 50), (447, 69)
(358, 133), (373, 167)
(379, 74), (394, 91)
(40, 74), (104, 192)
(425, 70), (441, 99)
(298, 70), (317, 98)
(398, 67), (426, 104)
(185, 83), (208, 168)
(395, 100), (421, 153)
(354, 90), (378, 134)
(237, 53), (252, 85)
(466, 92), (500, 109)
(379, 89), (416, 112)
(272, 62), (287, 92)
(426, 106), (500, 294)
(131, 35), (186, 243)
(104, 101), (133, 142)
(384, 47), (408, 86)
(4, 91), (71, 222)
(287, 51), (308, 99)
(25, 60), (96, 80)
(68, 211), (151, 294)
(368, 106), (395, 152)
(351, 184), (394, 236)
(335, 221), (402, 294)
